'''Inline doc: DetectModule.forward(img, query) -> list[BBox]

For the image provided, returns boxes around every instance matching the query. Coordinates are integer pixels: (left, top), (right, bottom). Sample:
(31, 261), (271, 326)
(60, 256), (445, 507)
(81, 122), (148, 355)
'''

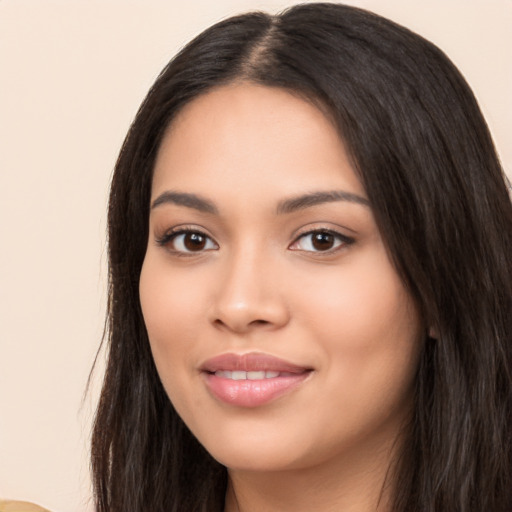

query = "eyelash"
(156, 227), (218, 256)
(290, 228), (355, 254)
(156, 227), (355, 256)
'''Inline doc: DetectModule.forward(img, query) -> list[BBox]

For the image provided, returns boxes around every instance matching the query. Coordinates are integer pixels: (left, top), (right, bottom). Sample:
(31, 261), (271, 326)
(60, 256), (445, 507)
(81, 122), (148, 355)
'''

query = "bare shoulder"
(0, 501), (51, 512)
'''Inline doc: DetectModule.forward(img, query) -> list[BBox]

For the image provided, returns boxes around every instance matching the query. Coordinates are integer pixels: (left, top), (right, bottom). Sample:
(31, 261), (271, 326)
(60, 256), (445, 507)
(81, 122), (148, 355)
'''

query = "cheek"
(140, 252), (206, 332)
(139, 255), (205, 378)
(139, 255), (210, 420)
(289, 248), (421, 395)
(294, 251), (416, 337)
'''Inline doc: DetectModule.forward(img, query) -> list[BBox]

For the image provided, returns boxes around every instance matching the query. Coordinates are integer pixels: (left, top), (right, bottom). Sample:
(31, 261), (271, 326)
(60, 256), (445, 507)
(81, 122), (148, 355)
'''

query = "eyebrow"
(151, 191), (218, 214)
(276, 190), (370, 214)
(151, 189), (370, 215)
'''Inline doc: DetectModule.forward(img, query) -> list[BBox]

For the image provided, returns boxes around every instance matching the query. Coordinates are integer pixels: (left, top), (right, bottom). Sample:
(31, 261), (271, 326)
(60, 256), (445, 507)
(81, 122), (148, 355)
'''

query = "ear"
(428, 326), (438, 339)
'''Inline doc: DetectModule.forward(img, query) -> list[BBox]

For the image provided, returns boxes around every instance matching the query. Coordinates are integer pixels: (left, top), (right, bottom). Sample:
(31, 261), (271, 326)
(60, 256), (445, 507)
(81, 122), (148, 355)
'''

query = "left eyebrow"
(151, 191), (218, 214)
(276, 190), (370, 214)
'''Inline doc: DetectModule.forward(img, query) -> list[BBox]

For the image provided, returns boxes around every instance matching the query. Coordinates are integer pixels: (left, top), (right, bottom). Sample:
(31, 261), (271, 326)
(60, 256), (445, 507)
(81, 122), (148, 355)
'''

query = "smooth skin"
(139, 83), (423, 512)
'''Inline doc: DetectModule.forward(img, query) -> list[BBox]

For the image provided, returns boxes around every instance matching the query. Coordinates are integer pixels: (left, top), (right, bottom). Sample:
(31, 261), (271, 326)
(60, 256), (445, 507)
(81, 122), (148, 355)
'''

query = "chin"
(193, 422), (310, 472)
(213, 448), (303, 473)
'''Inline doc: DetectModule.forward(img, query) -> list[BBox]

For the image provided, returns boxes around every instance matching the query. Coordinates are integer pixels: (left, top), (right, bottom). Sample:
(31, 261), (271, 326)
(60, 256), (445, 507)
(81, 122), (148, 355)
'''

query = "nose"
(209, 249), (290, 334)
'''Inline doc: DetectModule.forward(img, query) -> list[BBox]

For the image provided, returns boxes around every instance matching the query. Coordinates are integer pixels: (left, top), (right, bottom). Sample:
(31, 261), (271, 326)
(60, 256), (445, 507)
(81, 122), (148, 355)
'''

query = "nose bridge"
(211, 241), (288, 332)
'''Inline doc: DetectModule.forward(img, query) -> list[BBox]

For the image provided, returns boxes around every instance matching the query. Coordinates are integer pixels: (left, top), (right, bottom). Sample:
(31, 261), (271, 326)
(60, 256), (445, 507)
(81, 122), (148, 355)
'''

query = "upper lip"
(200, 352), (312, 374)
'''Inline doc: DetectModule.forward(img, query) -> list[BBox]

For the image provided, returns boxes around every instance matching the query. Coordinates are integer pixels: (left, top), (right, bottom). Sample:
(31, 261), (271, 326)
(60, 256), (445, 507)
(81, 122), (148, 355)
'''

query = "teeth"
(247, 371), (265, 380)
(214, 370), (282, 380)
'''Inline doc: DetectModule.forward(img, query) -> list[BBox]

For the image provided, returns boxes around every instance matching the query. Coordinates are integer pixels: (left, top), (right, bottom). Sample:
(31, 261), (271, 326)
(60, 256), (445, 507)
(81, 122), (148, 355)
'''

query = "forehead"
(151, 83), (364, 201)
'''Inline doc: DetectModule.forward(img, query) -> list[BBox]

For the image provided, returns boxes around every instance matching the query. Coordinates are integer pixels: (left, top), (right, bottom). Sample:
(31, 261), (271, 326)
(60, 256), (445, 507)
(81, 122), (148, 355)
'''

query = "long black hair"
(91, 3), (512, 511)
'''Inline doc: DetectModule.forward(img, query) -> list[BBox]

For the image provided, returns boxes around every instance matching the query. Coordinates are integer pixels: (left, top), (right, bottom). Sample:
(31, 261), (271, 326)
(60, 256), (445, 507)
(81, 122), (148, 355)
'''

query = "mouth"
(200, 353), (313, 408)
(213, 370), (296, 380)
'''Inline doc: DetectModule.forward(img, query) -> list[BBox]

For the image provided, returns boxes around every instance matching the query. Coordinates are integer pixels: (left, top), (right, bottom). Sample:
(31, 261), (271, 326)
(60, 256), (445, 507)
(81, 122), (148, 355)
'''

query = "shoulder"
(0, 501), (51, 512)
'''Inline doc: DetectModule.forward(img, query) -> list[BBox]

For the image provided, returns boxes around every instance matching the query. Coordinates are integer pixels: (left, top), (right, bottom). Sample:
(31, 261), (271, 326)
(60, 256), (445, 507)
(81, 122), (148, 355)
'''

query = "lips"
(200, 353), (312, 407)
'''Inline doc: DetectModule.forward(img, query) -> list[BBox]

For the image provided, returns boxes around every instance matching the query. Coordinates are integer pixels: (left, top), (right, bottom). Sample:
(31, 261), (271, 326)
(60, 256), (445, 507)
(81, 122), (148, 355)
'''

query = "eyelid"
(289, 227), (355, 253)
(155, 225), (219, 255)
(154, 224), (354, 255)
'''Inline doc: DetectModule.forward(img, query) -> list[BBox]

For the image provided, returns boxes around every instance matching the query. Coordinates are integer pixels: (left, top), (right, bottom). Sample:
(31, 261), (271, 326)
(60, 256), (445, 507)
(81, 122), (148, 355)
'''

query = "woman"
(91, 3), (512, 511)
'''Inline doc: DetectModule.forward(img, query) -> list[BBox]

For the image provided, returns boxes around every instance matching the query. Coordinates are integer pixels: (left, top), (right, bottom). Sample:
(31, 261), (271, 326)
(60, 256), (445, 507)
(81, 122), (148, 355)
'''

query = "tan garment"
(0, 501), (50, 512)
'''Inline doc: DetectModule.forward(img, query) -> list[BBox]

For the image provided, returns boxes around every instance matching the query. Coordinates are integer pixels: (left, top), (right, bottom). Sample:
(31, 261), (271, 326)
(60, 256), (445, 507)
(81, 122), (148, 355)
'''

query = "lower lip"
(204, 372), (310, 407)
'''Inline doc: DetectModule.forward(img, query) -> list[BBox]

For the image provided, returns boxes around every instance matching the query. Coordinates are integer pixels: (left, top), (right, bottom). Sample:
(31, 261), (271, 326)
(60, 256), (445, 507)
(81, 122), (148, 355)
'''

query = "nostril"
(250, 319), (271, 326)
(212, 317), (271, 332)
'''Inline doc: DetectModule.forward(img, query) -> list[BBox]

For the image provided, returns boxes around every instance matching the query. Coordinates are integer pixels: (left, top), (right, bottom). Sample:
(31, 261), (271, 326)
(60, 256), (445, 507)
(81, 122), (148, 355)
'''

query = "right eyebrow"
(151, 191), (218, 214)
(276, 190), (370, 214)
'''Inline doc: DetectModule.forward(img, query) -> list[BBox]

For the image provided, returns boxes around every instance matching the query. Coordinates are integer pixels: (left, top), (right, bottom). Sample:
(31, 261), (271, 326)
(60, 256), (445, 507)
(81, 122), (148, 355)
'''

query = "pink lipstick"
(200, 353), (312, 407)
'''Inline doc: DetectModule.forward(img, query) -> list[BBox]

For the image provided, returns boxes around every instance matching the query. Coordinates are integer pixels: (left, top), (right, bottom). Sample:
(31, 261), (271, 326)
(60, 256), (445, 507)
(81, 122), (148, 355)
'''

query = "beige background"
(0, 1), (510, 511)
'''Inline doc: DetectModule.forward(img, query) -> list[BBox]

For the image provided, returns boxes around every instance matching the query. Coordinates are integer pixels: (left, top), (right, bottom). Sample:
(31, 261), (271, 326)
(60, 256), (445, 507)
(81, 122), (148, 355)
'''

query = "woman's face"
(140, 83), (422, 473)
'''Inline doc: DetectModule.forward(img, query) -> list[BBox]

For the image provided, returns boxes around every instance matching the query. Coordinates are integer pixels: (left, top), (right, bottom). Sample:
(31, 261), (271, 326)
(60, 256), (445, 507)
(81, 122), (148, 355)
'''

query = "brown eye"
(290, 229), (354, 253)
(161, 230), (218, 253)
(311, 232), (335, 251)
(183, 232), (207, 251)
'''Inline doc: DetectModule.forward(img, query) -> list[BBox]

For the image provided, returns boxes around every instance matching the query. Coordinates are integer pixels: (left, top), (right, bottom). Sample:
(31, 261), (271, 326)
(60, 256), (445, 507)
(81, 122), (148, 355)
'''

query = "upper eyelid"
(157, 224), (214, 239)
(155, 226), (217, 246)
(288, 217), (358, 237)
(291, 229), (353, 243)
(290, 225), (355, 242)
(287, 228), (355, 256)
(154, 225), (354, 249)
(155, 228), (219, 256)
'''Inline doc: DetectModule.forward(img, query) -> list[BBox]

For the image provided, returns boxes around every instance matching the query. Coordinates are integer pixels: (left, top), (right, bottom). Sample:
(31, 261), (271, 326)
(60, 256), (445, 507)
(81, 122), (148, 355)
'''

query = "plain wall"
(0, 1), (510, 511)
